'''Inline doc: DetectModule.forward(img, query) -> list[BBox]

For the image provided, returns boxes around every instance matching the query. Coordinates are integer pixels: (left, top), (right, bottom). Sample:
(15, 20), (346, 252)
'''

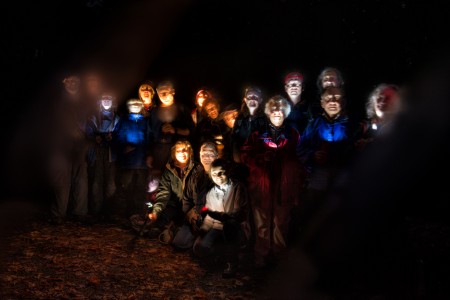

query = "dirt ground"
(0, 216), (266, 300)
(1, 200), (450, 300)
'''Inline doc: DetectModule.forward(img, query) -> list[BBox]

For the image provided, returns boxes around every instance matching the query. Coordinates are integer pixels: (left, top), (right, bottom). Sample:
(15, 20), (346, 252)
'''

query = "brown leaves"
(1, 221), (263, 299)
(87, 275), (101, 285)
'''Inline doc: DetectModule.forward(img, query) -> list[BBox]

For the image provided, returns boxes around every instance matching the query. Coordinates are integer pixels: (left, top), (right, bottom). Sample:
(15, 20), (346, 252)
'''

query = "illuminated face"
(223, 110), (238, 128)
(374, 87), (400, 118)
(127, 100), (144, 114)
(285, 79), (302, 97)
(200, 146), (218, 170)
(210, 166), (228, 186)
(157, 87), (175, 106)
(101, 94), (113, 110)
(63, 75), (81, 95)
(148, 178), (159, 193)
(321, 70), (340, 89)
(244, 91), (262, 109)
(196, 90), (210, 107)
(174, 144), (189, 164)
(139, 84), (155, 108)
(321, 87), (343, 118)
(205, 103), (219, 120)
(268, 107), (285, 127)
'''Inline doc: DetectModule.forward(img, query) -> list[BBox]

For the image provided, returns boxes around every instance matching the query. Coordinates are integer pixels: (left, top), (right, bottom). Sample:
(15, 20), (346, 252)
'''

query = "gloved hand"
(186, 208), (201, 232)
(200, 206), (209, 219)
(206, 209), (230, 222)
(148, 213), (158, 222)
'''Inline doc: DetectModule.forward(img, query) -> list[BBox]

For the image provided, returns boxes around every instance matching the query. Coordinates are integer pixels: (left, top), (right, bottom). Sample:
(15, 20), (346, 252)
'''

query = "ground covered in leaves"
(1, 201), (450, 300)
(0, 218), (266, 300)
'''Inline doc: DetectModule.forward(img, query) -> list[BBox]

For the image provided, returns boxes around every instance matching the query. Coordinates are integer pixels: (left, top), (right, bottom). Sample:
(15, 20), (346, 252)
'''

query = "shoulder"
(231, 179), (246, 189)
(192, 161), (204, 171)
(188, 163), (205, 177)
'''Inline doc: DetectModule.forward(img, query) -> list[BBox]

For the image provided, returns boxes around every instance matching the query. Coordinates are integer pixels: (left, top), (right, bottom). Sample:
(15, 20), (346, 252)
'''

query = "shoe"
(146, 227), (162, 239)
(222, 262), (238, 278)
(130, 214), (148, 233)
(158, 228), (174, 245)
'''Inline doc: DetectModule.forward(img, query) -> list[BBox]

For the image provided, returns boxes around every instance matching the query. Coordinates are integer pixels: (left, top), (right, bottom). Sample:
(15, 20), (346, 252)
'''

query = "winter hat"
(219, 103), (239, 119)
(244, 86), (262, 98)
(157, 80), (174, 91)
(284, 72), (304, 84)
(141, 80), (155, 88)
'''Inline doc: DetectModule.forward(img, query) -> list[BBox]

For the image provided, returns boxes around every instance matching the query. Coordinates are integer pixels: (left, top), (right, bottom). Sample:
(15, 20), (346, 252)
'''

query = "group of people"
(43, 65), (403, 279)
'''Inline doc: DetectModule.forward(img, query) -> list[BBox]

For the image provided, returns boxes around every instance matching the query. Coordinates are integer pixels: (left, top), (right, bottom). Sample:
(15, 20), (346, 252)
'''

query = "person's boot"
(222, 262), (238, 278)
(158, 221), (177, 244)
(146, 226), (162, 239)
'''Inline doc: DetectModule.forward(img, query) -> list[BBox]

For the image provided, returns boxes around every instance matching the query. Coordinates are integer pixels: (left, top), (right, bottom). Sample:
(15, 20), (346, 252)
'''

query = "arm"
(296, 120), (316, 165)
(205, 182), (249, 223)
(152, 169), (173, 216)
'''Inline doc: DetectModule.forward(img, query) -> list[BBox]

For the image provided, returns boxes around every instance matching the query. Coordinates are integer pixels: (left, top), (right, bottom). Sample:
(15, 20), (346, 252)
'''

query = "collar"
(214, 179), (231, 193)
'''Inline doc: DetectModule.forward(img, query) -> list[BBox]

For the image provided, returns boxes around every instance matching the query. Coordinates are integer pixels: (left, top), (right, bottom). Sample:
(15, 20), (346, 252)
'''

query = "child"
(193, 158), (250, 278)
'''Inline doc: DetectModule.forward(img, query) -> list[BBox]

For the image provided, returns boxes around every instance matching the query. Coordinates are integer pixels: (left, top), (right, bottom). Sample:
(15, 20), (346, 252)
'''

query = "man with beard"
(232, 86), (267, 163)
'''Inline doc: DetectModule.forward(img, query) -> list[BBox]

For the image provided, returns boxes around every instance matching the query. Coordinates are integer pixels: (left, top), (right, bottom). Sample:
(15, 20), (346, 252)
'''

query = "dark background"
(2, 0), (448, 198)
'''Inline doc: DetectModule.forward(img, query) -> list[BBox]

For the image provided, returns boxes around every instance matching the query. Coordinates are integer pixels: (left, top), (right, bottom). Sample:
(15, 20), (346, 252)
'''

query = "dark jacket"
(298, 113), (358, 190)
(182, 164), (213, 214)
(153, 160), (201, 216)
(284, 100), (314, 136)
(232, 113), (267, 162)
(114, 113), (151, 169)
(86, 108), (120, 166)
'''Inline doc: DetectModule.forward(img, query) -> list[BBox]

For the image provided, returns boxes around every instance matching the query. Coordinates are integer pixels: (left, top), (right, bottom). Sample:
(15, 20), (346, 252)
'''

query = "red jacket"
(241, 126), (305, 210)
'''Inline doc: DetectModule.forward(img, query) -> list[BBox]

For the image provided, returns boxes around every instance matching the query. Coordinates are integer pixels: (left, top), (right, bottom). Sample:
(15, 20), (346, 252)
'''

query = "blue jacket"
(114, 113), (152, 169)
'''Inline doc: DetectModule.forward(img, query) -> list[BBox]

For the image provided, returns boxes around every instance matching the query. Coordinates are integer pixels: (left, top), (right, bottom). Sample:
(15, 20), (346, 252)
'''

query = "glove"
(148, 213), (158, 222)
(186, 208), (202, 232)
(206, 209), (230, 222)
(200, 206), (209, 219)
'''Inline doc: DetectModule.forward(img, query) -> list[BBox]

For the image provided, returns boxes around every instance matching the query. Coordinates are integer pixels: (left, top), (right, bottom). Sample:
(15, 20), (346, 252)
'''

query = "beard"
(247, 101), (258, 108)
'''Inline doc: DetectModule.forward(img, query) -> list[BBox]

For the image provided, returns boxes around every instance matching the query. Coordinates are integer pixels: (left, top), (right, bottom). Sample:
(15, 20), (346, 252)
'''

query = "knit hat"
(284, 72), (304, 84)
(157, 80), (174, 91)
(244, 86), (262, 98)
(218, 103), (239, 120)
(141, 80), (154, 88)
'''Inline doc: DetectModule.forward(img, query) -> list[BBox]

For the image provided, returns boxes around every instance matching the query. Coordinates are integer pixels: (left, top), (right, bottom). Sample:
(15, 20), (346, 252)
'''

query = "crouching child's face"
(210, 165), (228, 187)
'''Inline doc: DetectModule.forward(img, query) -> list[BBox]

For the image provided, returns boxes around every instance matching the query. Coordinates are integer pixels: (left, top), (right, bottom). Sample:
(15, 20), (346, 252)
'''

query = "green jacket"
(153, 159), (201, 216)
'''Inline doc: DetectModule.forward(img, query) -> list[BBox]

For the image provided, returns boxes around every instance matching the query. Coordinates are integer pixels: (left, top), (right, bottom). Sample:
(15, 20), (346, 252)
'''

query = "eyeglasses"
(211, 171), (226, 177)
(286, 83), (302, 88)
(269, 108), (283, 114)
(322, 94), (343, 102)
(197, 93), (209, 99)
(323, 76), (337, 82)
(159, 92), (173, 97)
(246, 95), (260, 101)
(140, 87), (153, 92)
(224, 114), (237, 122)
(206, 106), (218, 112)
